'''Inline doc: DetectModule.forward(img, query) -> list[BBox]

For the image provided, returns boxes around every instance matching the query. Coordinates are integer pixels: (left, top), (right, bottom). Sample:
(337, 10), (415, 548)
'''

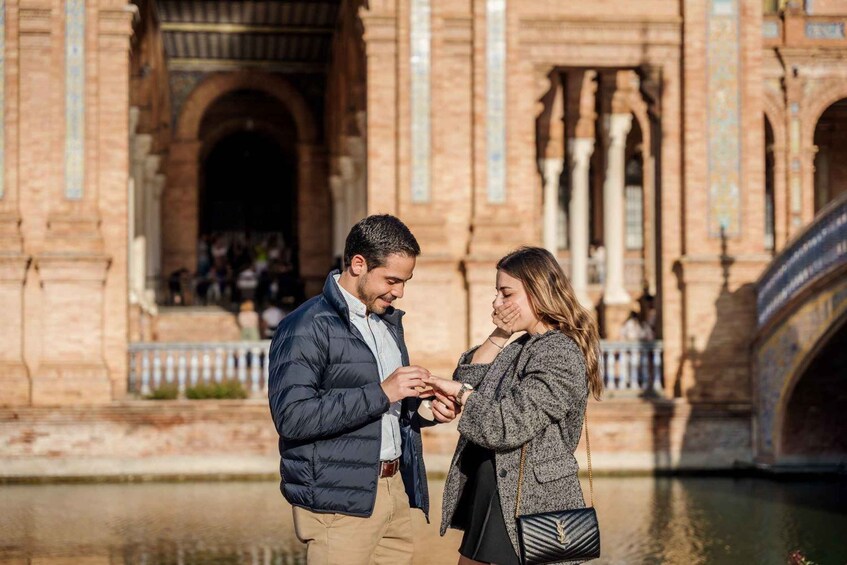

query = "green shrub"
(185, 379), (248, 400)
(145, 382), (179, 400)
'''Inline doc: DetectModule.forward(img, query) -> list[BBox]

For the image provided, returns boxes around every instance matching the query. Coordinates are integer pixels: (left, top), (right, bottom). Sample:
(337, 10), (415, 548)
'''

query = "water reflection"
(1, 477), (845, 564)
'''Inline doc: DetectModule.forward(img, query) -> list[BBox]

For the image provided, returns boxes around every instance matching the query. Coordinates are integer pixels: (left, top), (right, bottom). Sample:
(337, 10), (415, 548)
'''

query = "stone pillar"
(162, 140), (200, 278)
(814, 146), (830, 212)
(346, 135), (367, 224)
(131, 134), (152, 238)
(329, 173), (345, 258)
(297, 144), (331, 297)
(360, 5), (398, 215)
(0, 256), (31, 405)
(32, 256), (112, 405)
(569, 139), (595, 307)
(339, 155), (357, 229)
(540, 159), (563, 255)
(536, 71), (565, 255)
(603, 113), (633, 305)
(147, 174), (165, 293)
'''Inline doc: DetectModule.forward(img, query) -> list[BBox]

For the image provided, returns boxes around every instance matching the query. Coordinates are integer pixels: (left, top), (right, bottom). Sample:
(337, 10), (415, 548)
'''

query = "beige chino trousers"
(292, 472), (414, 565)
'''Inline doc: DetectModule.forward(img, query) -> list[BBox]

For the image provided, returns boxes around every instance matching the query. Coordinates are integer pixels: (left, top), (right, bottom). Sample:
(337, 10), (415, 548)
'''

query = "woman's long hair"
(497, 246), (603, 400)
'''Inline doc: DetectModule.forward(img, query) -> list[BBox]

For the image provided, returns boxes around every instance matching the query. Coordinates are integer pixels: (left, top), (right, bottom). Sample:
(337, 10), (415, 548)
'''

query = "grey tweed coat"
(440, 330), (590, 565)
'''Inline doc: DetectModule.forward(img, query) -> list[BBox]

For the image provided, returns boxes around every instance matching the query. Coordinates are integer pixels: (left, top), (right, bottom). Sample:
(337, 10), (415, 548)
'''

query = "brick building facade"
(1, 0), (846, 473)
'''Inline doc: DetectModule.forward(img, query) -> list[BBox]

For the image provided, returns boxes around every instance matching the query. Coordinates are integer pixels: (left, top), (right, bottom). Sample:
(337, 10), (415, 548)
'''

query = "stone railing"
(128, 341), (271, 396)
(757, 193), (847, 328)
(129, 339), (664, 397)
(601, 340), (664, 393)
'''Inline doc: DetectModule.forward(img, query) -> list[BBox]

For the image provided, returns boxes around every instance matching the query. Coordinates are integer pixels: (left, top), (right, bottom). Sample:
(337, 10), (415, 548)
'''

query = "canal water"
(1, 476), (845, 564)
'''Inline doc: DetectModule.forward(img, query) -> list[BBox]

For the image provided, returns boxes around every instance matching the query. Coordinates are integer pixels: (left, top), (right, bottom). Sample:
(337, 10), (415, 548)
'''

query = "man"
(268, 214), (458, 565)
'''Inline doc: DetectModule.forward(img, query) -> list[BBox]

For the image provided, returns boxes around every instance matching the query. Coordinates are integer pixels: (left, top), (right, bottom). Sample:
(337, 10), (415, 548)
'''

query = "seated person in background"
(260, 302), (286, 339)
(167, 268), (190, 305)
(236, 266), (258, 303)
(619, 309), (654, 341)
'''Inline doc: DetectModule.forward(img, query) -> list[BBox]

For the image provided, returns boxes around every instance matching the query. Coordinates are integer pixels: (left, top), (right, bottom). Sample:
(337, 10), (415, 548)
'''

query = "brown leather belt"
(379, 458), (400, 478)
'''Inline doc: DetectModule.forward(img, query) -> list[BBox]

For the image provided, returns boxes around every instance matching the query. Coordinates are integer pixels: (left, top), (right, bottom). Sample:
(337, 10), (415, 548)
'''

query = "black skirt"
(454, 442), (520, 565)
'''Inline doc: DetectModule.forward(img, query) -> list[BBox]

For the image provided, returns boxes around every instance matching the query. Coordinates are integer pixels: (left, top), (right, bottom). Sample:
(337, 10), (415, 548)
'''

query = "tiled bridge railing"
(128, 340), (664, 397)
(757, 193), (847, 329)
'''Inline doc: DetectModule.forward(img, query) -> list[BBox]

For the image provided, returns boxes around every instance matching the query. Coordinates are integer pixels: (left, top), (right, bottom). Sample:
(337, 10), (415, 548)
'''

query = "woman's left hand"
(424, 375), (464, 399)
(430, 390), (460, 422)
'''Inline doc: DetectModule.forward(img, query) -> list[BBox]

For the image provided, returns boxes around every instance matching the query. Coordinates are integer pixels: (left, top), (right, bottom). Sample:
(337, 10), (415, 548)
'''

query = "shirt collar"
(333, 274), (368, 319)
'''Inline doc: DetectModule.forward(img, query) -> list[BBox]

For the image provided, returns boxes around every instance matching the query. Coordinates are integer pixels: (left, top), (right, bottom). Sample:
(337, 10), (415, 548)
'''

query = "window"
(625, 185), (644, 250)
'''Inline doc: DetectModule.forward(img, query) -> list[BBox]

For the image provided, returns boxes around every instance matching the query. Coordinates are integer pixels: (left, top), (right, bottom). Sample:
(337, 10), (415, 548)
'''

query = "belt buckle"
(381, 458), (399, 478)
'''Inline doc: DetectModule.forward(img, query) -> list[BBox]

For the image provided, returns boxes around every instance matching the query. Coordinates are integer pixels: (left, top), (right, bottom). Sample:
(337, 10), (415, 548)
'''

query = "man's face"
(355, 253), (416, 314)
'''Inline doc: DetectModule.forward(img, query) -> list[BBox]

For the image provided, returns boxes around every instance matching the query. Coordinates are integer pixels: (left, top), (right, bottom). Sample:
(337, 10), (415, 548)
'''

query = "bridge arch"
(753, 194), (847, 466)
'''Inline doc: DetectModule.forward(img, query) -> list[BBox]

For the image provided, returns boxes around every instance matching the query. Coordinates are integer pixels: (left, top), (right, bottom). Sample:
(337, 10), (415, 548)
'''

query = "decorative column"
(146, 173), (165, 297)
(142, 156), (160, 281)
(562, 70), (598, 308)
(603, 113), (633, 305)
(127, 129), (153, 304)
(541, 159), (563, 254)
(569, 139), (594, 307)
(537, 71), (564, 255)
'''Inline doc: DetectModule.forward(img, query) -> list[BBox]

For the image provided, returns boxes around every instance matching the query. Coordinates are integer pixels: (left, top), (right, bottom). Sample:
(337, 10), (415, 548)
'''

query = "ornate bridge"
(754, 193), (847, 468)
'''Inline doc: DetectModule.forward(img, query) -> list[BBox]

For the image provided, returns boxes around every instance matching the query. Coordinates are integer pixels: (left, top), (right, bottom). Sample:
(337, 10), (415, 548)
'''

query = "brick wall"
(0, 399), (752, 479)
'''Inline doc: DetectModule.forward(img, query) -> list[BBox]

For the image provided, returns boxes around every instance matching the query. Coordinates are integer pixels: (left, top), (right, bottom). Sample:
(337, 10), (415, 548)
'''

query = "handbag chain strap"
(514, 404), (593, 519)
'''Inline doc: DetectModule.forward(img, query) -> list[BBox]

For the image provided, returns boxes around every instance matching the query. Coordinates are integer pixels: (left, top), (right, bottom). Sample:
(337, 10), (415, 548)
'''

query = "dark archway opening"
(782, 323), (847, 465)
(813, 98), (847, 214)
(765, 116), (775, 252)
(187, 89), (306, 314)
(201, 130), (296, 239)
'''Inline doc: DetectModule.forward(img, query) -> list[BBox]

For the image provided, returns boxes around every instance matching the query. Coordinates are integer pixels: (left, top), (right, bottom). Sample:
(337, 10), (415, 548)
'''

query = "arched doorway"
(162, 72), (331, 306)
(201, 130), (296, 238)
(189, 87), (306, 309)
(813, 98), (847, 213)
(781, 321), (847, 465)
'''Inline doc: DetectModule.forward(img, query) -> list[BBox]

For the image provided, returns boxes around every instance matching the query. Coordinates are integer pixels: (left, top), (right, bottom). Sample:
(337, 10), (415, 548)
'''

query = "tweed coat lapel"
(474, 334), (527, 398)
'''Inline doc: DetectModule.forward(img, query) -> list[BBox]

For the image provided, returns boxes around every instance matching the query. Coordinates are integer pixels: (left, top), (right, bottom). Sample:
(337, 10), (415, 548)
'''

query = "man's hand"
(381, 365), (430, 404)
(430, 390), (460, 423)
(423, 374), (464, 398)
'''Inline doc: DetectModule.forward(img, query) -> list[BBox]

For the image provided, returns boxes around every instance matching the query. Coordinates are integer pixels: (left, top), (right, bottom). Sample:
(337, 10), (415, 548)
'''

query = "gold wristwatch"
(457, 383), (474, 405)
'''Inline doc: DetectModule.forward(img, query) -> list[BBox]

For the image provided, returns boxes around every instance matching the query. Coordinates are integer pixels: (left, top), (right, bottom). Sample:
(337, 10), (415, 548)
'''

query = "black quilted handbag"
(514, 410), (600, 564)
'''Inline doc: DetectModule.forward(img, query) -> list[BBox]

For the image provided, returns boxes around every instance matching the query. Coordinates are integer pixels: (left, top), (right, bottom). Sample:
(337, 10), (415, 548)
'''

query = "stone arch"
(175, 71), (317, 144)
(754, 258), (847, 463)
(800, 81), (847, 145)
(198, 119), (295, 164)
(772, 304), (847, 461)
(762, 88), (786, 149)
(807, 93), (847, 214)
(162, 72), (330, 295)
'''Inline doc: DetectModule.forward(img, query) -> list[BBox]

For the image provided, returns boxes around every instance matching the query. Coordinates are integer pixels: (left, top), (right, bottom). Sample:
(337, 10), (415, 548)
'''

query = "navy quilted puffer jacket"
(267, 272), (430, 519)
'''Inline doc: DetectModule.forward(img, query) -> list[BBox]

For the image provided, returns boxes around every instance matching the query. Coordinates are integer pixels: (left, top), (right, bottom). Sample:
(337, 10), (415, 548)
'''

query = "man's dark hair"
(343, 214), (420, 269)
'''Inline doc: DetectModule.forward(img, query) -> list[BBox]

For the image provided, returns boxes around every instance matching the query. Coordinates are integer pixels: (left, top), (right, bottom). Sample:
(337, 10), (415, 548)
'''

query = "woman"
(425, 246), (603, 565)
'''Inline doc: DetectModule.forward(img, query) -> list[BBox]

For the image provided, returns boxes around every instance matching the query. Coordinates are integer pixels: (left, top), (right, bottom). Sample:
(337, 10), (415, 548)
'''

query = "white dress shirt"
(334, 275), (403, 461)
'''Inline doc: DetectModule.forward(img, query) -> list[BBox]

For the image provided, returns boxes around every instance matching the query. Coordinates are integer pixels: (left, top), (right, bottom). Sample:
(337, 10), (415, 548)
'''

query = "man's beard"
(356, 274), (393, 314)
